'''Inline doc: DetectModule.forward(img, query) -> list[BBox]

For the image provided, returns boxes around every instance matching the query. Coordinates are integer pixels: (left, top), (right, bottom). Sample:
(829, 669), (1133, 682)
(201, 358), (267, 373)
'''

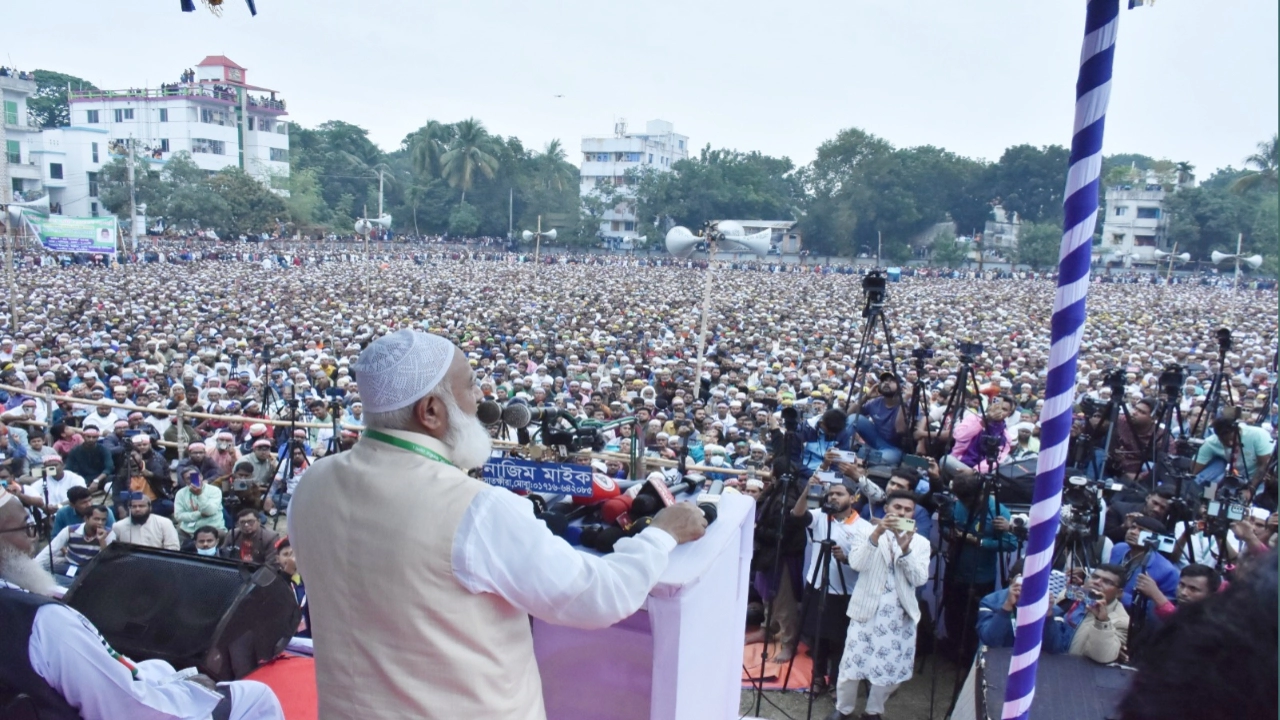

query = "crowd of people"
(0, 250), (1273, 719)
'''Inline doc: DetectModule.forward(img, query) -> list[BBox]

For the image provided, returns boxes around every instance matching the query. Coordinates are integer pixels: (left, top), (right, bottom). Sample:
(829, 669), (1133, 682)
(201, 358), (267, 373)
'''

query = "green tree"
(283, 167), (329, 230)
(28, 70), (97, 128)
(1230, 134), (1279, 194)
(409, 120), (456, 181)
(989, 144), (1071, 225)
(207, 167), (287, 237)
(537, 140), (575, 193)
(96, 154), (166, 219)
(289, 120), (384, 224)
(930, 232), (969, 268)
(162, 152), (225, 231)
(439, 118), (500, 203)
(1014, 221), (1061, 270)
(448, 201), (481, 236)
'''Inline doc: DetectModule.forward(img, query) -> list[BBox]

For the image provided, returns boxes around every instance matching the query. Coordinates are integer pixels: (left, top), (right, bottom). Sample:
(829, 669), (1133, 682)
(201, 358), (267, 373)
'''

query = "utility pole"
(4, 209), (14, 331)
(508, 188), (513, 243)
(876, 230), (882, 267)
(127, 137), (138, 254)
(534, 214), (543, 267)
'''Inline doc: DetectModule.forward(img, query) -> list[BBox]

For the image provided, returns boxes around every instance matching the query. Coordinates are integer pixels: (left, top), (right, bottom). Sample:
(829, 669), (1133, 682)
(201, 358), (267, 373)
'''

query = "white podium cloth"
(533, 493), (755, 720)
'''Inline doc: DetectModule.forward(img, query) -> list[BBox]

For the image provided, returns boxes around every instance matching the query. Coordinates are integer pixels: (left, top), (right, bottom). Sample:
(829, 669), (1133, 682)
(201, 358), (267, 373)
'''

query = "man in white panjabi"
(827, 491), (931, 720)
(289, 329), (707, 720)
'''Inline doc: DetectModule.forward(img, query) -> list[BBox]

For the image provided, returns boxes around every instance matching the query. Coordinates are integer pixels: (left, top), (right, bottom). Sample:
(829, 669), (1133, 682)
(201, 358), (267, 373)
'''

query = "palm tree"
(409, 120), (455, 181)
(538, 139), (575, 193)
(1174, 161), (1195, 186)
(439, 118), (500, 203)
(1231, 134), (1278, 193)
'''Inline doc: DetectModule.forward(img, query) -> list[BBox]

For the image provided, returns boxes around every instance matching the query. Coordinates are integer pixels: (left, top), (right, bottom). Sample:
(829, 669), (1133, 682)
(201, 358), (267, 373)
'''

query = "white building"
(1, 71), (42, 202)
(60, 56), (288, 199)
(1098, 169), (1188, 266)
(31, 126), (111, 217)
(983, 205), (1020, 253)
(580, 119), (688, 245)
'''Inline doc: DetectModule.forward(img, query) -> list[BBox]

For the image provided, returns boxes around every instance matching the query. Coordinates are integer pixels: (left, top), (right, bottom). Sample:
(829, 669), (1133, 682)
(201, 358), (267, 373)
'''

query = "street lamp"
(521, 215), (557, 267)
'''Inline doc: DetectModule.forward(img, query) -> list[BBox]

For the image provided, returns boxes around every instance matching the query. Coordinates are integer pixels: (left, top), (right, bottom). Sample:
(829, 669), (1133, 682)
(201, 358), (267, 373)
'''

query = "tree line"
(31, 69), (1278, 266)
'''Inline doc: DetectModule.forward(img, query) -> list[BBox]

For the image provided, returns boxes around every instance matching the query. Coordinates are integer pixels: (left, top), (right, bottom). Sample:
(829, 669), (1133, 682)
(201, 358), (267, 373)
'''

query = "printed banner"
(482, 457), (594, 497)
(21, 212), (117, 254)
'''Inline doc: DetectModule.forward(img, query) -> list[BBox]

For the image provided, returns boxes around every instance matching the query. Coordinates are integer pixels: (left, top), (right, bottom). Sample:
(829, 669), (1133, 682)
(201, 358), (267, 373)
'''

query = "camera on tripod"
(912, 346), (935, 361)
(1158, 364), (1185, 397)
(958, 341), (984, 358)
(861, 270), (887, 317)
(1060, 475), (1103, 536)
(1216, 328), (1232, 352)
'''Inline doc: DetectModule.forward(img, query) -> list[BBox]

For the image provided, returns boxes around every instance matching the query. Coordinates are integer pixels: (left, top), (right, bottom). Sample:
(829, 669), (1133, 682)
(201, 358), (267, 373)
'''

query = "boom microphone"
(477, 400), (502, 426)
(502, 402), (566, 430)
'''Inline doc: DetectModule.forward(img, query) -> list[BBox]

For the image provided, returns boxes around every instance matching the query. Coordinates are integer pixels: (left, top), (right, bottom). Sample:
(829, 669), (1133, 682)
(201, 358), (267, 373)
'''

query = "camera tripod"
(1190, 328), (1237, 439)
(783, 510), (852, 720)
(844, 272), (898, 406)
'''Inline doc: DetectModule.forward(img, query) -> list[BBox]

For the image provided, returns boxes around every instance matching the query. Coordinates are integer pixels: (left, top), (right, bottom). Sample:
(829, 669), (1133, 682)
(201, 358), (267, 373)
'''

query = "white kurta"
(7, 583), (283, 720)
(289, 429), (676, 720)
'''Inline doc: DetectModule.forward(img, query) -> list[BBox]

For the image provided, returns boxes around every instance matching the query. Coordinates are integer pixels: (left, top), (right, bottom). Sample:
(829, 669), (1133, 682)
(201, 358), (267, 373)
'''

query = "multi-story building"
(1, 71), (42, 202)
(31, 126), (111, 218)
(1098, 168), (1191, 266)
(59, 55), (288, 201)
(580, 119), (688, 246)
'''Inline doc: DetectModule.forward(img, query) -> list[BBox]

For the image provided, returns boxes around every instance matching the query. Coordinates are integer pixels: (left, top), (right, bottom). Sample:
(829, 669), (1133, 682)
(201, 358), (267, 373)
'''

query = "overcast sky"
(9, 1), (1277, 176)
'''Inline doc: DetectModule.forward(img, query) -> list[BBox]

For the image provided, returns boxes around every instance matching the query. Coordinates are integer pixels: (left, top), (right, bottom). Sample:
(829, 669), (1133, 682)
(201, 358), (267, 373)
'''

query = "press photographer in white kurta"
(289, 330), (708, 720)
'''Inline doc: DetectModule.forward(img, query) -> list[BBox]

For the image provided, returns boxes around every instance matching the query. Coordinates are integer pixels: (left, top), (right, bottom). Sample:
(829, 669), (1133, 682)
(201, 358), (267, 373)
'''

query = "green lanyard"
(362, 429), (455, 468)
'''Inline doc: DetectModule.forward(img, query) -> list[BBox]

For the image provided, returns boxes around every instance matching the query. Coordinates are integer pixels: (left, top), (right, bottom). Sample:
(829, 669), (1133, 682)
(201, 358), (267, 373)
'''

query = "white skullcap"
(354, 330), (457, 414)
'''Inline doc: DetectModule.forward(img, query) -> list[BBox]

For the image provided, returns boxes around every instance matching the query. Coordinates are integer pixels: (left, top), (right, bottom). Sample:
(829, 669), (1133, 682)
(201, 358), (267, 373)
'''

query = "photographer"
(853, 465), (935, 542)
(792, 473), (870, 694)
(847, 372), (908, 467)
(939, 474), (1017, 663)
(1110, 515), (1180, 612)
(1134, 563), (1220, 622)
(1191, 414), (1274, 488)
(794, 408), (857, 476)
(750, 467), (809, 663)
(943, 394), (1013, 477)
(1108, 397), (1169, 482)
(1104, 485), (1175, 546)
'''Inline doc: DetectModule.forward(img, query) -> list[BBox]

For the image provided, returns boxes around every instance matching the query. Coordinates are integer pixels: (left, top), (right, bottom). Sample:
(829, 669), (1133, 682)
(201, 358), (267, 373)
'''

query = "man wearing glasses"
(0, 493), (285, 719)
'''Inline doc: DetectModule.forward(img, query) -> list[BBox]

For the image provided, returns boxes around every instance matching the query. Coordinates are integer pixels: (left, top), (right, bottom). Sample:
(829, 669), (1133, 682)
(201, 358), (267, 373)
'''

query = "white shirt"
(805, 509), (869, 595)
(108, 515), (181, 551)
(11, 586), (283, 720)
(446, 486), (677, 629)
(24, 470), (87, 507)
(82, 412), (119, 434)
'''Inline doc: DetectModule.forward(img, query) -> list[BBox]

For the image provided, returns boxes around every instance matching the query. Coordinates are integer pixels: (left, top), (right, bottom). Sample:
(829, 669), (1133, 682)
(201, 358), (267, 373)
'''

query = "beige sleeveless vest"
(289, 430), (545, 720)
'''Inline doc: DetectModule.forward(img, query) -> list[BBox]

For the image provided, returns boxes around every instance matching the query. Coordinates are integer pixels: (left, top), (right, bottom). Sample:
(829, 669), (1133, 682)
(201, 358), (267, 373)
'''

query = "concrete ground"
(739, 655), (964, 720)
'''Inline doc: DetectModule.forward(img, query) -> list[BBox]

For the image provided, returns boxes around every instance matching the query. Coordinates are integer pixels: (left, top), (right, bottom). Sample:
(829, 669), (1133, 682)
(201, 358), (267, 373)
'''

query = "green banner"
(20, 212), (117, 254)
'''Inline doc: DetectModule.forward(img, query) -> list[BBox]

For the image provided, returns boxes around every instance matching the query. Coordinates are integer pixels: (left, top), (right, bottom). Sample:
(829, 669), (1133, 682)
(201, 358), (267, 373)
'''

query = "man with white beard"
(0, 492), (284, 719)
(289, 329), (709, 720)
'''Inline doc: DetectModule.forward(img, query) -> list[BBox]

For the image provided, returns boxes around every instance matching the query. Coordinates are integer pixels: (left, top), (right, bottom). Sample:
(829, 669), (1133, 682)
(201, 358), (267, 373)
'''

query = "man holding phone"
(828, 491), (929, 720)
(792, 473), (870, 693)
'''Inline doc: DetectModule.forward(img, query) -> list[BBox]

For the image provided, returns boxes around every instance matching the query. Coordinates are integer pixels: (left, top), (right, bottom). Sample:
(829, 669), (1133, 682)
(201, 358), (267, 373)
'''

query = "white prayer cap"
(353, 330), (457, 414)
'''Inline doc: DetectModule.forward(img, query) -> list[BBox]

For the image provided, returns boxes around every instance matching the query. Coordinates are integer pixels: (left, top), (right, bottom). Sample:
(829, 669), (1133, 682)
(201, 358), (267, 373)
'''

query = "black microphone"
(501, 400), (563, 430)
(697, 480), (725, 524)
(477, 400), (502, 425)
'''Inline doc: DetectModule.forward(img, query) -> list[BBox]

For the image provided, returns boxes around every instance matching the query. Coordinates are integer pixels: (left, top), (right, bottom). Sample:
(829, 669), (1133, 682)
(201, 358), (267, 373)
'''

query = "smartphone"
(902, 454), (930, 470)
(1085, 589), (1104, 608)
(894, 517), (916, 533)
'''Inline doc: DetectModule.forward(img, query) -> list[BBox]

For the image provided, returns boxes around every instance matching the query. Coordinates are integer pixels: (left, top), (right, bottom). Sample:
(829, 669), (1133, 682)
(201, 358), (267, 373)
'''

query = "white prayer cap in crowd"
(353, 329), (457, 414)
(745, 478), (764, 491)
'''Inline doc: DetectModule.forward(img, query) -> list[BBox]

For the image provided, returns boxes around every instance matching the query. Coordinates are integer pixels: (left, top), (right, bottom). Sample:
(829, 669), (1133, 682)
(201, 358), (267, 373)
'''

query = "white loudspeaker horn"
(543, 228), (557, 241)
(714, 220), (744, 238)
(354, 219), (372, 235)
(372, 214), (392, 229)
(719, 228), (772, 257)
(1154, 250), (1191, 262)
(1211, 250), (1231, 264)
(1174, 252), (1190, 262)
(6, 195), (49, 223)
(521, 230), (534, 242)
(1243, 254), (1264, 269)
(665, 226), (700, 259)
(1154, 249), (1169, 259)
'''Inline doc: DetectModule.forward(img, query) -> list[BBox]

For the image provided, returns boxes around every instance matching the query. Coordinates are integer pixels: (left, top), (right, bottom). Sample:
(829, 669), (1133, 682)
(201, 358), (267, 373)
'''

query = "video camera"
(958, 341), (984, 358)
(861, 270), (887, 317)
(912, 346), (935, 361)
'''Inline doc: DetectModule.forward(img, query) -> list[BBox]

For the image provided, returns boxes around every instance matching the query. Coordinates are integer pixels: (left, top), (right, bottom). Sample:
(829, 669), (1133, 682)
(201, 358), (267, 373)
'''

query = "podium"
(532, 493), (755, 720)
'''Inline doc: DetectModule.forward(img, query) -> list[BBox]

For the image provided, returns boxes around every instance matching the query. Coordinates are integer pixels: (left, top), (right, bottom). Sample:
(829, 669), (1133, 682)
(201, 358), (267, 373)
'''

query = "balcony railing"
(70, 84), (243, 105)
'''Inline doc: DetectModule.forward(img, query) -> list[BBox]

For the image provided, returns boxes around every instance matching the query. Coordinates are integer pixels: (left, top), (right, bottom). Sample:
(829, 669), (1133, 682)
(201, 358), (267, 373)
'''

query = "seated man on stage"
(976, 563), (1130, 664)
(0, 492), (285, 720)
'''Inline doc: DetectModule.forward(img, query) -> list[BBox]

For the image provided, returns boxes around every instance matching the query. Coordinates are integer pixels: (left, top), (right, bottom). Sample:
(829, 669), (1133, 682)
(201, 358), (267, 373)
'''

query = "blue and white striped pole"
(1001, 2), (1119, 718)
